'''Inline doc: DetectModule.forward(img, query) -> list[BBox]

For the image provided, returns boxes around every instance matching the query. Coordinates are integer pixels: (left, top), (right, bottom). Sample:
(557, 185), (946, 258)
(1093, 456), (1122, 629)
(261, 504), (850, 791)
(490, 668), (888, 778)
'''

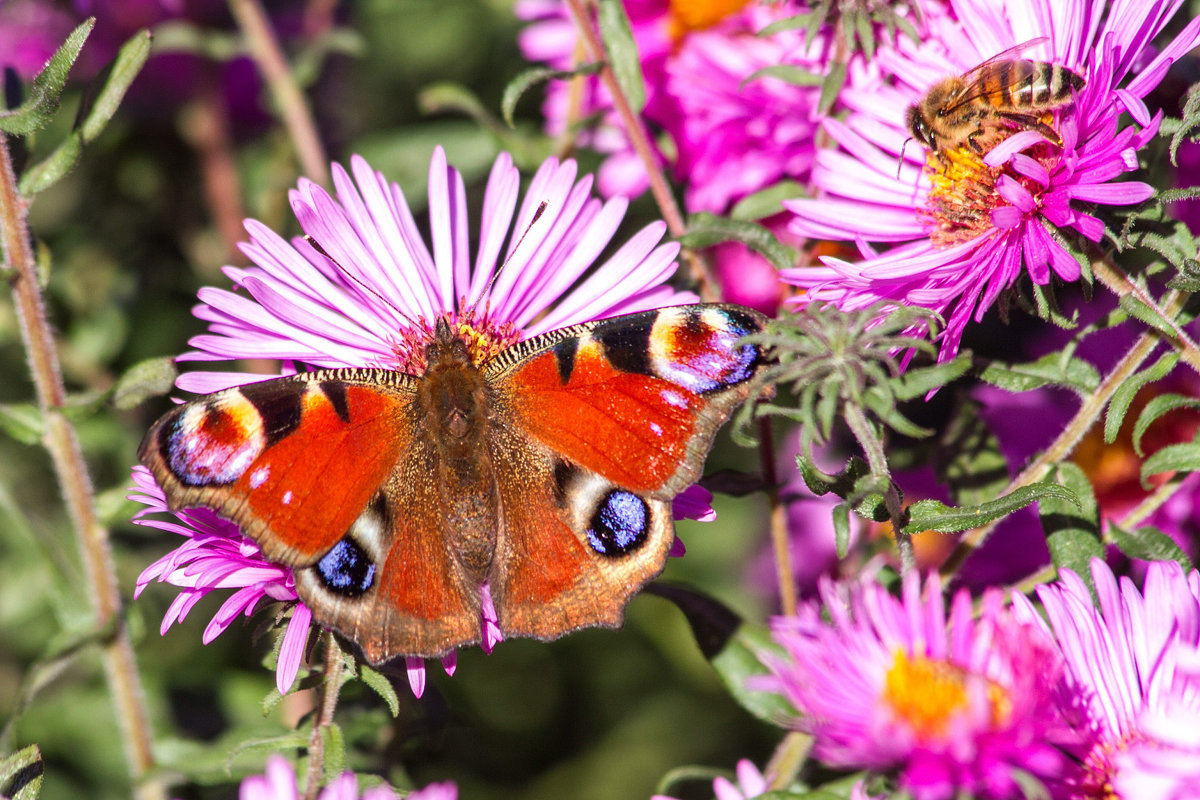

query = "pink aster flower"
(784, 0), (1200, 362)
(517, 0), (825, 214)
(239, 754), (456, 800)
(759, 570), (1086, 799)
(134, 147), (700, 692)
(1014, 559), (1200, 799)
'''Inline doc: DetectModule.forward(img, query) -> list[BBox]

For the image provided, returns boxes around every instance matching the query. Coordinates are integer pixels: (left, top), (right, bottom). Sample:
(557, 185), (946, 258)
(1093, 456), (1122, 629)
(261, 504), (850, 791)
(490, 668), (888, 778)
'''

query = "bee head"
(904, 104), (935, 151)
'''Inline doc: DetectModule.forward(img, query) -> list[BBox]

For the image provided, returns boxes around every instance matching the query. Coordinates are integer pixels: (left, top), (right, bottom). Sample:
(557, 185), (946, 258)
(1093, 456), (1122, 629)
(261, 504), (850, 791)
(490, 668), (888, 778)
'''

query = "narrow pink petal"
(407, 658), (427, 698)
(277, 603), (312, 695)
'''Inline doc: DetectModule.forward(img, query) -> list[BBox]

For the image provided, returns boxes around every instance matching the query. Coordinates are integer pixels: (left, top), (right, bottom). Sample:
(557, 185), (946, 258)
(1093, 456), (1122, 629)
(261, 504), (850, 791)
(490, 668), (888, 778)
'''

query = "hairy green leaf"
(597, 0), (647, 112)
(1133, 393), (1200, 455)
(357, 663), (401, 718)
(0, 20), (94, 135)
(979, 350), (1100, 394)
(729, 180), (807, 221)
(647, 584), (792, 726)
(1105, 351), (1179, 444)
(891, 354), (971, 401)
(500, 63), (603, 128)
(112, 356), (178, 410)
(904, 481), (1078, 534)
(320, 723), (346, 785)
(0, 745), (43, 800)
(0, 404), (44, 446)
(1042, 463), (1102, 590)
(817, 60), (847, 116)
(1142, 440), (1200, 487)
(1110, 523), (1193, 573)
(680, 213), (794, 271)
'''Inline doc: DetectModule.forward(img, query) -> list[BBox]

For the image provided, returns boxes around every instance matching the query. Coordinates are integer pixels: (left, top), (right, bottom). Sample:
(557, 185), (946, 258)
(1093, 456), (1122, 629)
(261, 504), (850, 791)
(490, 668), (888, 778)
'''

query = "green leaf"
(890, 353), (971, 401)
(817, 60), (847, 116)
(647, 584), (793, 726)
(112, 356), (179, 410)
(833, 501), (850, 557)
(1141, 440), (1200, 487)
(1110, 523), (1193, 573)
(1132, 393), (1200, 456)
(729, 180), (806, 221)
(0, 20), (94, 135)
(597, 0), (647, 113)
(903, 481), (1078, 535)
(742, 65), (823, 89)
(0, 404), (44, 445)
(1041, 463), (1102, 590)
(979, 350), (1100, 395)
(500, 63), (603, 128)
(357, 663), (401, 718)
(320, 723), (346, 785)
(680, 213), (794, 271)
(758, 12), (814, 37)
(1119, 293), (1181, 340)
(79, 29), (152, 142)
(0, 744), (44, 800)
(19, 29), (151, 195)
(1106, 351), (1179, 444)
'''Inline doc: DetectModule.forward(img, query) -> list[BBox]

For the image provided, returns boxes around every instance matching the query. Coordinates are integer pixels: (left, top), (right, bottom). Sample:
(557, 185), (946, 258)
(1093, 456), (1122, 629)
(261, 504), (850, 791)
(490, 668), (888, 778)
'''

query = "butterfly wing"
(484, 304), (769, 640)
(138, 368), (482, 661)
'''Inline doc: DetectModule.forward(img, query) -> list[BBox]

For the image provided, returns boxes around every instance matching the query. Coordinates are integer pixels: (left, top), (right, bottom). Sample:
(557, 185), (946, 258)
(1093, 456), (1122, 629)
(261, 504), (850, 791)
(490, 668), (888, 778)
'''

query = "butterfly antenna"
(478, 201), (548, 303)
(304, 235), (422, 332)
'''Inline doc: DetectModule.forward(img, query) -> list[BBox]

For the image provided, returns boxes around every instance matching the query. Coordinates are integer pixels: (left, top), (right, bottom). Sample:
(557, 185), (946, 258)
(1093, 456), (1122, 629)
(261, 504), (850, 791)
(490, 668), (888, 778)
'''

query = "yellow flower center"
(882, 650), (1012, 738)
(921, 146), (1004, 249)
(667, 0), (752, 38)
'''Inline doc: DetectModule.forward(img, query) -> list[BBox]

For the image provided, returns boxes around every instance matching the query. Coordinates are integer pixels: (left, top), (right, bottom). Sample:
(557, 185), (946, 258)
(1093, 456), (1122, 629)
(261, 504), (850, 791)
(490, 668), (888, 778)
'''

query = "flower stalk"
(0, 132), (164, 800)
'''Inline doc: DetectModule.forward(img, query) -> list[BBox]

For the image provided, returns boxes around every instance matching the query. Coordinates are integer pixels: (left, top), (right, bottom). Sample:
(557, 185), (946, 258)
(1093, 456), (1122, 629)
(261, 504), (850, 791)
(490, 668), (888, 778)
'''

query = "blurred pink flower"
(239, 754), (456, 800)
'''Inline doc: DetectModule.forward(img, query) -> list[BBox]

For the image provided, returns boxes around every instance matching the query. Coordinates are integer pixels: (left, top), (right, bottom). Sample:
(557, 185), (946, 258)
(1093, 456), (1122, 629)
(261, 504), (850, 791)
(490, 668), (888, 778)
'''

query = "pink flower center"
(391, 306), (521, 374)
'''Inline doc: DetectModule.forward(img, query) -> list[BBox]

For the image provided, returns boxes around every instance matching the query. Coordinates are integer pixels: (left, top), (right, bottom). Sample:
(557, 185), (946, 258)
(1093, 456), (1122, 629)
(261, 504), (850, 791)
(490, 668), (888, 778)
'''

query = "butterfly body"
(139, 304), (769, 663)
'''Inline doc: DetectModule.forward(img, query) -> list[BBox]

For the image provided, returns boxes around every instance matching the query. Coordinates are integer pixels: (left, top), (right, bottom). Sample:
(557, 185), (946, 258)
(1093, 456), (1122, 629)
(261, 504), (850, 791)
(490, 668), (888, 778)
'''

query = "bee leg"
(998, 111), (1063, 145)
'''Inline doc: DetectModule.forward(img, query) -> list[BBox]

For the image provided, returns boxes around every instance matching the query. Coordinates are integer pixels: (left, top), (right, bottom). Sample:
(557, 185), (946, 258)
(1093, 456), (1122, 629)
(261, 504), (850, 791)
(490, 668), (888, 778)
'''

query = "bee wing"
(939, 37), (1051, 115)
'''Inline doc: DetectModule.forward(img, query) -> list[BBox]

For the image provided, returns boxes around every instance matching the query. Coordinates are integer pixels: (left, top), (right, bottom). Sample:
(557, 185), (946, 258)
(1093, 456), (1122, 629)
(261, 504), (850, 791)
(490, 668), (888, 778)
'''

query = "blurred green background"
(0, 1), (778, 797)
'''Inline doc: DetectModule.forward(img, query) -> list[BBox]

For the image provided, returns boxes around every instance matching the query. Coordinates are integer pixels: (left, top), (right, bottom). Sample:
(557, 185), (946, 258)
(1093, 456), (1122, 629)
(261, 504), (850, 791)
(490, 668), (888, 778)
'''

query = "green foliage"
(1042, 464), (1104, 592)
(680, 213), (796, 271)
(0, 21), (94, 135)
(905, 481), (1078, 535)
(500, 62), (603, 128)
(597, 0), (647, 113)
(0, 745), (44, 800)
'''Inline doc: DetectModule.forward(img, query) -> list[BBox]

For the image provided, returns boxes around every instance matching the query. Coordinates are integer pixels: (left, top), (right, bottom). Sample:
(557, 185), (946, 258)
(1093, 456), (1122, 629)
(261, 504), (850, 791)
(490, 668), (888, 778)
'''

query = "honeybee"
(905, 39), (1085, 155)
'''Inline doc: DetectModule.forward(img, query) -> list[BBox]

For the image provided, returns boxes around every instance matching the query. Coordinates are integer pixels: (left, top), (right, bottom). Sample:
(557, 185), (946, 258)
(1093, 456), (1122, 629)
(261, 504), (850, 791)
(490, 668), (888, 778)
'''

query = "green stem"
(0, 134), (164, 800)
(842, 402), (913, 574)
(229, 0), (329, 187)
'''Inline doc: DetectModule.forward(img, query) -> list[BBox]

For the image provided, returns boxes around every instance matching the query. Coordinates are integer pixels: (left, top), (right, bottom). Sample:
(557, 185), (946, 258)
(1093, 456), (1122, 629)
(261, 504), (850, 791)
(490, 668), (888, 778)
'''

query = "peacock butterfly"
(138, 304), (769, 664)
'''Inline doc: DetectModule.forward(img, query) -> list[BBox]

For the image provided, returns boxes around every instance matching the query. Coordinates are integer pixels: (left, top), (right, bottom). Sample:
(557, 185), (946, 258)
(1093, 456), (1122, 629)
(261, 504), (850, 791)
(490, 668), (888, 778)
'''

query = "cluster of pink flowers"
(762, 559), (1200, 799)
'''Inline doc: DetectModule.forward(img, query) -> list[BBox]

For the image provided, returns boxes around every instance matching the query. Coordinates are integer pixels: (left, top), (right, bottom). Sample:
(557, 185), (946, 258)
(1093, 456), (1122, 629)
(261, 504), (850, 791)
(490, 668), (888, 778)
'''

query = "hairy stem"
(303, 632), (346, 800)
(561, 0), (715, 296)
(842, 402), (913, 574)
(0, 134), (164, 800)
(229, 0), (329, 186)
